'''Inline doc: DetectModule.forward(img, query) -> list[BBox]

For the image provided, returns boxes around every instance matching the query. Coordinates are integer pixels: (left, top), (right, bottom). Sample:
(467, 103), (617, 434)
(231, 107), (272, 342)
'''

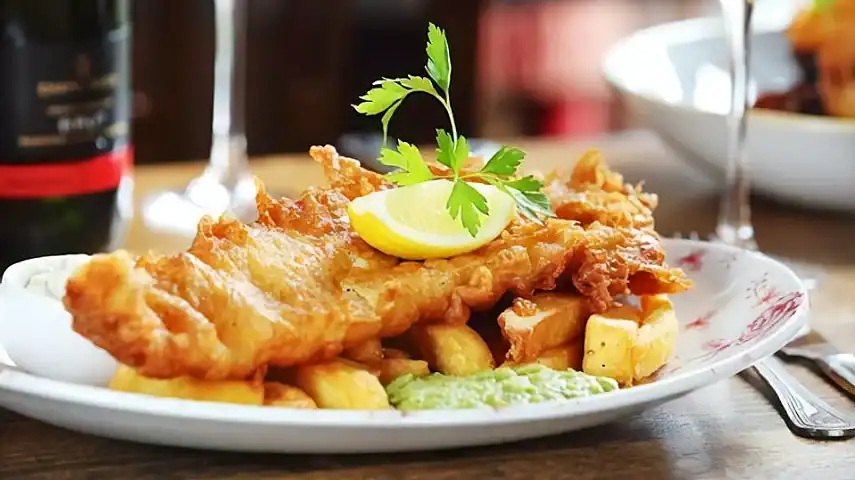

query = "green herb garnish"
(353, 23), (556, 236)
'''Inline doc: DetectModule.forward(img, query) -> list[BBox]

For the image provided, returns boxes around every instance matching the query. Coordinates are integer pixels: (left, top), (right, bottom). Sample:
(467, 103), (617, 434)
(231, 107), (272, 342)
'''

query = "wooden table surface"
(2, 132), (854, 479)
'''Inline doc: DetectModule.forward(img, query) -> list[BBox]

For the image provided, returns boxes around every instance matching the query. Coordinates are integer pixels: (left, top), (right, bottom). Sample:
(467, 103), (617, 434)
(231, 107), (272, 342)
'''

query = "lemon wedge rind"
(348, 179), (515, 260)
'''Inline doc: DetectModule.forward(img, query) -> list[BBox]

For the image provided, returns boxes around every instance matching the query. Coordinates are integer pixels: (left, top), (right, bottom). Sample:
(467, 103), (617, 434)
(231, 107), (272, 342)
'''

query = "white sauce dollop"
(21, 254), (91, 302)
(0, 253), (119, 386)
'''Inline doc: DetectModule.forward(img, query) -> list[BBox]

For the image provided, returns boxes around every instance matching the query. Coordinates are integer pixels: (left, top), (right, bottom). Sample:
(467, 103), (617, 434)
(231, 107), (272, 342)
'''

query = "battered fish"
(64, 147), (690, 380)
(544, 149), (658, 230)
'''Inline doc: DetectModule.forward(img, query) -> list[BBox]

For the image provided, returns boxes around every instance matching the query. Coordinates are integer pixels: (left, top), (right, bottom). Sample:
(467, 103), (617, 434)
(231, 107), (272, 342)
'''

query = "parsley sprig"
(353, 23), (555, 236)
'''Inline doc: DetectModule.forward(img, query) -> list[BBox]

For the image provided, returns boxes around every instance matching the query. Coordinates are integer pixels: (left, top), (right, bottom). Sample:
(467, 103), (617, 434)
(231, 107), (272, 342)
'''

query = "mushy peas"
(385, 364), (619, 411)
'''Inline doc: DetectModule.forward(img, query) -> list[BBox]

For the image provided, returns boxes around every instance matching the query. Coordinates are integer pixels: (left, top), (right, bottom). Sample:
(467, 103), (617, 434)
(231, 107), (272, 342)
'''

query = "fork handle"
(818, 354), (855, 399)
(752, 356), (855, 439)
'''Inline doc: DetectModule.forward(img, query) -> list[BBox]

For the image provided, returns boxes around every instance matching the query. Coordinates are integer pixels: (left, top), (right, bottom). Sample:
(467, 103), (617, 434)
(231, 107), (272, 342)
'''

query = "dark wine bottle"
(0, 0), (133, 274)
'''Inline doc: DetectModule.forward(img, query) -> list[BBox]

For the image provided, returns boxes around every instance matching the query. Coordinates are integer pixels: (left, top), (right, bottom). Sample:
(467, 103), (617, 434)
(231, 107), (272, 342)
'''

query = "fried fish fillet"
(65, 147), (689, 381)
(538, 149), (689, 311)
(567, 222), (689, 313)
(544, 149), (658, 230)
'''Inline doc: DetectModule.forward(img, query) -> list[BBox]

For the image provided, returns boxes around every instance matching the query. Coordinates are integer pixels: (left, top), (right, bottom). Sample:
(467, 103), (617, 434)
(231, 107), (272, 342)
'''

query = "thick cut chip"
(633, 295), (679, 381)
(377, 358), (430, 385)
(263, 382), (317, 408)
(343, 338), (384, 364)
(295, 359), (391, 410)
(498, 293), (588, 363)
(582, 295), (678, 385)
(502, 341), (584, 371)
(109, 365), (264, 405)
(409, 323), (495, 376)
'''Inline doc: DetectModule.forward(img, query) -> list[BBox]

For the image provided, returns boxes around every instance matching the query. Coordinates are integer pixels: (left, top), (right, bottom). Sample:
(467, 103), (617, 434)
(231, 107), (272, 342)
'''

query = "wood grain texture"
(2, 132), (854, 479)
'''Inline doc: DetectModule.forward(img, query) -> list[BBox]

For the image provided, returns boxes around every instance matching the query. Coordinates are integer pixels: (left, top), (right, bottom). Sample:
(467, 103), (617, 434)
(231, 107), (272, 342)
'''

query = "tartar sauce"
(22, 255), (91, 301)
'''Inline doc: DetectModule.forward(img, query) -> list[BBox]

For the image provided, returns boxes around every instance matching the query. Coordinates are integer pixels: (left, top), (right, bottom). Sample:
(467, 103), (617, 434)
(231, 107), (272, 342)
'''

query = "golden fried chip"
(498, 293), (588, 363)
(502, 340), (583, 371)
(633, 295), (679, 381)
(409, 324), (494, 376)
(295, 359), (390, 410)
(582, 295), (678, 386)
(343, 338), (383, 364)
(263, 382), (317, 408)
(377, 358), (430, 385)
(109, 365), (263, 405)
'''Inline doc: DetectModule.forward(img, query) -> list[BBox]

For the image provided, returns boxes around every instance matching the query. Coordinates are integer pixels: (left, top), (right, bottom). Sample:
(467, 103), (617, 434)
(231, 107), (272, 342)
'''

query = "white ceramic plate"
(0, 239), (808, 453)
(602, 4), (855, 212)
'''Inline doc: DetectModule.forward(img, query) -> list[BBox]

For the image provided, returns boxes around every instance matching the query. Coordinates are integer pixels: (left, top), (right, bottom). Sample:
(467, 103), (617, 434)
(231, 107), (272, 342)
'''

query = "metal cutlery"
(743, 290), (855, 438)
(670, 233), (854, 438)
(752, 355), (855, 439)
(780, 329), (855, 400)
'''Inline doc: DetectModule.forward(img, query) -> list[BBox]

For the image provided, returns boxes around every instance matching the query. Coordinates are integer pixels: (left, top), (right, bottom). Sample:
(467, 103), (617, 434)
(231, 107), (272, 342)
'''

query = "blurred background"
(7, 0), (848, 272)
(131, 0), (724, 164)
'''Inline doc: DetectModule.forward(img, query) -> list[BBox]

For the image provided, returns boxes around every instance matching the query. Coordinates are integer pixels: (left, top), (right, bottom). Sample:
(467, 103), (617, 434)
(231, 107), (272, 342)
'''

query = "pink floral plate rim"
(0, 238), (809, 428)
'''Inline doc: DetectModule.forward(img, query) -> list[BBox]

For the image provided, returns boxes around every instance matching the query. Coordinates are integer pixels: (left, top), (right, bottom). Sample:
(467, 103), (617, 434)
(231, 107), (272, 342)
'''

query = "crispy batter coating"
(544, 149), (658, 230)
(64, 146), (690, 380)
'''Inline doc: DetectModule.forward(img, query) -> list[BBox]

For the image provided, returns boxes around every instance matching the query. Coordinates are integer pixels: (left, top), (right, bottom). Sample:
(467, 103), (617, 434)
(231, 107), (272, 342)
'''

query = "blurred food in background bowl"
(602, 2), (855, 212)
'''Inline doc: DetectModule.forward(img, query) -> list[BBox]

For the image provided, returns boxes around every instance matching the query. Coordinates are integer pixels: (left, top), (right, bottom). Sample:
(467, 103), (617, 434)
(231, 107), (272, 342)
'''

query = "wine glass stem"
(716, 0), (757, 250)
(207, 0), (249, 185)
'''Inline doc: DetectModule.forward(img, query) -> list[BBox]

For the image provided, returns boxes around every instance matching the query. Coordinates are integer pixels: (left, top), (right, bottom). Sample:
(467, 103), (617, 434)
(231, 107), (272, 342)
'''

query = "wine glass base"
(141, 175), (268, 238)
(142, 191), (229, 238)
(713, 224), (758, 251)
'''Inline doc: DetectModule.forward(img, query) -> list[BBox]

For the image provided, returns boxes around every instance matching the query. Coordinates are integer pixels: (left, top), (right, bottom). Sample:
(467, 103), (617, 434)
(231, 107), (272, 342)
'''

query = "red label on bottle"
(0, 146), (132, 199)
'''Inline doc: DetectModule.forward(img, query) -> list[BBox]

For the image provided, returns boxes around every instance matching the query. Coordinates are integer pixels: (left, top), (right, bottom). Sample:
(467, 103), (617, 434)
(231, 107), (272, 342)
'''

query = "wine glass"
(141, 0), (257, 238)
(715, 0), (757, 251)
(714, 0), (823, 285)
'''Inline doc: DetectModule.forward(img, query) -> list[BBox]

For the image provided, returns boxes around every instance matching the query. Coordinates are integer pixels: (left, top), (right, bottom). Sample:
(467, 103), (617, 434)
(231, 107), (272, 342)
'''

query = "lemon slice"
(348, 179), (516, 260)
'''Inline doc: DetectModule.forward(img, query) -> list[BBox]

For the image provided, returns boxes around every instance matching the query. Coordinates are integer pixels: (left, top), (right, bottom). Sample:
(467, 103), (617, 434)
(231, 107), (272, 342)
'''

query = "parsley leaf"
(482, 146), (526, 177)
(380, 142), (434, 186)
(353, 79), (408, 115)
(435, 129), (456, 170)
(354, 23), (557, 237)
(452, 135), (470, 174)
(507, 188), (556, 223)
(505, 175), (544, 192)
(426, 23), (452, 93)
(447, 180), (489, 237)
(380, 100), (403, 144)
(398, 76), (439, 96)
(353, 77), (441, 146)
(436, 130), (471, 175)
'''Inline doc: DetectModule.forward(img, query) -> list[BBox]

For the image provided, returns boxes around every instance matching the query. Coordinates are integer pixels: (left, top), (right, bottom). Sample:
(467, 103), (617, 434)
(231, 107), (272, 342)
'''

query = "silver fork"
(671, 233), (855, 439)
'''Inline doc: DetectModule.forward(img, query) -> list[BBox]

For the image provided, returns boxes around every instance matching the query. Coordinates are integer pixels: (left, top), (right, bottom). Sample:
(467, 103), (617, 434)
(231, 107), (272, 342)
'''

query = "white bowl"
(602, 9), (855, 212)
(0, 255), (118, 386)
